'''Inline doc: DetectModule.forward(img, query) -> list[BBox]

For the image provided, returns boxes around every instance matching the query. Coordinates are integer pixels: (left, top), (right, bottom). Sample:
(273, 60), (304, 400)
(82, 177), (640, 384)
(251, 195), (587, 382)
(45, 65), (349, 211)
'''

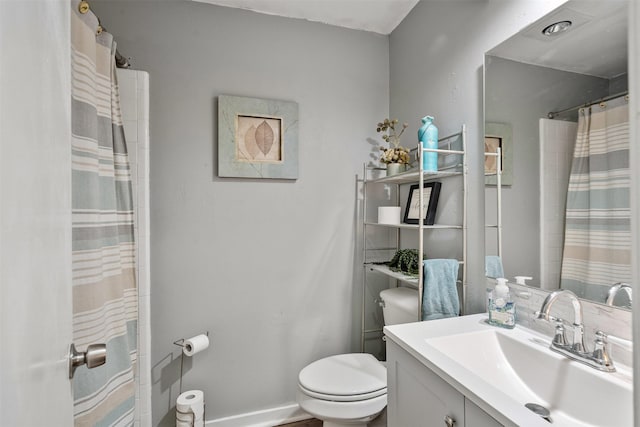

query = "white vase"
(386, 163), (406, 176)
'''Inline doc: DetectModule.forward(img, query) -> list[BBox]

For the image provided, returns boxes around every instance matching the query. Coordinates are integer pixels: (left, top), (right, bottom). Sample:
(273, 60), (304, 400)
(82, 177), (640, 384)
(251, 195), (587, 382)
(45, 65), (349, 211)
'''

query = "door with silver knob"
(1, 2), (75, 424)
(69, 343), (108, 379)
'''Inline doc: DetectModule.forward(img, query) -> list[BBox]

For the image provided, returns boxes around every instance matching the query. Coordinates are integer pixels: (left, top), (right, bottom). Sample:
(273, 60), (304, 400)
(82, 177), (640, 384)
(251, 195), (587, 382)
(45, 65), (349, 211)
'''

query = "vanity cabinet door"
(465, 399), (503, 427)
(387, 340), (465, 427)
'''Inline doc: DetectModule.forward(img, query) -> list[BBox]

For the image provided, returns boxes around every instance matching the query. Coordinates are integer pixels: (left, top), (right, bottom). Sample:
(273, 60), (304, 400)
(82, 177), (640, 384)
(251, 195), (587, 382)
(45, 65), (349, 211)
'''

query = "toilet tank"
(379, 287), (419, 325)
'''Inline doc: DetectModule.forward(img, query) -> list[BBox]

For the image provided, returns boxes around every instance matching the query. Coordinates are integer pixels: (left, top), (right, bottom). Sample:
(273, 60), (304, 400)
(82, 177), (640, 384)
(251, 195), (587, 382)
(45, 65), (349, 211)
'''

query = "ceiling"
(192, 0), (420, 35)
(487, 0), (628, 79)
(191, 0), (628, 77)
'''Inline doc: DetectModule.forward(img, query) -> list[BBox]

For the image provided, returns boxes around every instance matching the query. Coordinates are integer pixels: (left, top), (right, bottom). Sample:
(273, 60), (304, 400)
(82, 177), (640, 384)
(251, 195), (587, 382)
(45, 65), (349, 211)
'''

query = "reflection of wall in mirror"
(484, 56), (612, 289)
(539, 119), (577, 291)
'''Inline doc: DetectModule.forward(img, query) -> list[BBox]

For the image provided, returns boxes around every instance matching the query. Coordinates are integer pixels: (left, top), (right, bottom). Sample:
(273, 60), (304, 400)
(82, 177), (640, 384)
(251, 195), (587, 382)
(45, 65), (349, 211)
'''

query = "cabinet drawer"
(387, 340), (464, 427)
(465, 399), (503, 427)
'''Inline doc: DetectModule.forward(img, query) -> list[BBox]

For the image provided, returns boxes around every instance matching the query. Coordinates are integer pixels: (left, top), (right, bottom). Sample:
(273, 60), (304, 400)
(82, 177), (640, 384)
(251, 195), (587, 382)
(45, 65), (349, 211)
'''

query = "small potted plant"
(377, 118), (410, 176)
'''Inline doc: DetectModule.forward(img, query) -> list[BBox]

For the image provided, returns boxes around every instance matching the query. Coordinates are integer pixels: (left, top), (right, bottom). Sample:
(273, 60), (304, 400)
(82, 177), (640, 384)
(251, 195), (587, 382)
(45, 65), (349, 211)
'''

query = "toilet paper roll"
(183, 334), (209, 356)
(176, 390), (204, 426)
(378, 206), (401, 225)
(177, 414), (203, 427)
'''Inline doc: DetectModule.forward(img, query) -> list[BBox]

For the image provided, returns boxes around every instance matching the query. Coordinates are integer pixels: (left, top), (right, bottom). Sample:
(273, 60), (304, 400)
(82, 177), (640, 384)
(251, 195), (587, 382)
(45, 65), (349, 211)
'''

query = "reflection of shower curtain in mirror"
(560, 98), (630, 302)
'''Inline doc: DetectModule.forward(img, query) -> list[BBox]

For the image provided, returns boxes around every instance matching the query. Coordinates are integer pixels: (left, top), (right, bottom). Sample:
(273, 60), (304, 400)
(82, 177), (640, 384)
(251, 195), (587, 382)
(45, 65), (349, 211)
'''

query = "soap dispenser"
(488, 278), (516, 329)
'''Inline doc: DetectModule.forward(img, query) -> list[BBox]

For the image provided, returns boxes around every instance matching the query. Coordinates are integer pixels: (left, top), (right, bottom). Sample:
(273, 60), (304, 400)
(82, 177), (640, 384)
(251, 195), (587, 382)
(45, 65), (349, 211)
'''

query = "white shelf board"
(366, 168), (462, 185)
(365, 263), (420, 286)
(364, 222), (463, 230)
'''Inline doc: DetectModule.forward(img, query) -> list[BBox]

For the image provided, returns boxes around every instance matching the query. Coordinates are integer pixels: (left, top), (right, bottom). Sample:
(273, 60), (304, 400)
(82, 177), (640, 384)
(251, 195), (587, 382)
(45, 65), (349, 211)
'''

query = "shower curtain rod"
(115, 50), (131, 69)
(78, 1), (131, 68)
(547, 90), (629, 119)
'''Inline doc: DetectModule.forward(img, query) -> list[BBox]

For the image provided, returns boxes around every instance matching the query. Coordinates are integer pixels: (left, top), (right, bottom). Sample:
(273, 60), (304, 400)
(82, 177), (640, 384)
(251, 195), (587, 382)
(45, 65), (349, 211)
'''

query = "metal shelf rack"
(485, 148), (503, 258)
(360, 124), (467, 352)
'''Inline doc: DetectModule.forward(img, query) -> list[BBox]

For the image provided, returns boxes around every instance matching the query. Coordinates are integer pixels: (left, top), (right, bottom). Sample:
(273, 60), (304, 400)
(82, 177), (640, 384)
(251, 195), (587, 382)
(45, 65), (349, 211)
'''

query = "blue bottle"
(418, 116), (438, 172)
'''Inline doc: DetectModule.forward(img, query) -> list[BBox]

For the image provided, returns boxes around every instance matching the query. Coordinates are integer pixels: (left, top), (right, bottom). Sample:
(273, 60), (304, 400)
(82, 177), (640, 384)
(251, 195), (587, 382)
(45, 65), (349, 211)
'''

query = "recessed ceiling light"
(542, 20), (572, 36)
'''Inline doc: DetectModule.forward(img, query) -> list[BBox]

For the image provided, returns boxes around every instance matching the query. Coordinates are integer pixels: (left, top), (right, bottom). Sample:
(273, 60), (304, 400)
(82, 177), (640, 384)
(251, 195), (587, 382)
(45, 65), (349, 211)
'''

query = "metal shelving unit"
(485, 148), (503, 258)
(360, 124), (467, 352)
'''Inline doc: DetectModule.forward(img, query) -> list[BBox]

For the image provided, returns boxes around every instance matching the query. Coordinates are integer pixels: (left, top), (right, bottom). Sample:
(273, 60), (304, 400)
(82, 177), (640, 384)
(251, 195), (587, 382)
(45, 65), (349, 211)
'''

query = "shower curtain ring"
(79, 1), (90, 14)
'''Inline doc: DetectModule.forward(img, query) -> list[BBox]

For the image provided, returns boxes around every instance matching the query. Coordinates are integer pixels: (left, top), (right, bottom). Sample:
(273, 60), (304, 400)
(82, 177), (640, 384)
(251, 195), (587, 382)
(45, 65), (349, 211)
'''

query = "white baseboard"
(205, 403), (310, 427)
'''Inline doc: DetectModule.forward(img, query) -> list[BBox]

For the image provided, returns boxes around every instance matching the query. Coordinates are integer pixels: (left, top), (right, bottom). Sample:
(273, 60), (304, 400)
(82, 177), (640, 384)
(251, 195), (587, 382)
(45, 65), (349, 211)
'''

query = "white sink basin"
(384, 314), (633, 427)
(426, 328), (632, 426)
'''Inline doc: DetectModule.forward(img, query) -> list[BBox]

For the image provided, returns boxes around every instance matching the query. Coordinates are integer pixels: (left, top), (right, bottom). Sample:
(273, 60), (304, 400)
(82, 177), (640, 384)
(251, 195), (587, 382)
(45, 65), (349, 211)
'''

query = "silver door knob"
(69, 343), (107, 379)
(444, 415), (456, 427)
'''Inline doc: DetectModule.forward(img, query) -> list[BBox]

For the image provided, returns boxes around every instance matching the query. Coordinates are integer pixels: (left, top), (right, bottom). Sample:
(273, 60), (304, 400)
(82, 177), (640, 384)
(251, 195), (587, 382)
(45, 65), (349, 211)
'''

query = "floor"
(275, 409), (387, 427)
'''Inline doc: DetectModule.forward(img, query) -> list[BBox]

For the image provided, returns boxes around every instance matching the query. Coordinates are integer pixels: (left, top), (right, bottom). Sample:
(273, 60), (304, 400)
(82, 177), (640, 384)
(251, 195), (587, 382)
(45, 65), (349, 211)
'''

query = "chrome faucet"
(536, 289), (615, 372)
(606, 282), (632, 307)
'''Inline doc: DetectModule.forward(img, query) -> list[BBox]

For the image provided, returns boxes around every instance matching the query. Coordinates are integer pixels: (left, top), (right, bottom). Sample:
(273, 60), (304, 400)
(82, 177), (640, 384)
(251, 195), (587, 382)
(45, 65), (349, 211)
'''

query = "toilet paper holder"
(172, 331), (209, 394)
(172, 331), (209, 350)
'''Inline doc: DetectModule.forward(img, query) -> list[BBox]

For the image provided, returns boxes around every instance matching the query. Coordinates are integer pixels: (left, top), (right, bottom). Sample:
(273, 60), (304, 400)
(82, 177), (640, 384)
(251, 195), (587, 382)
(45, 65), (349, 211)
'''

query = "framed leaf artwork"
(218, 95), (299, 179)
(484, 122), (512, 186)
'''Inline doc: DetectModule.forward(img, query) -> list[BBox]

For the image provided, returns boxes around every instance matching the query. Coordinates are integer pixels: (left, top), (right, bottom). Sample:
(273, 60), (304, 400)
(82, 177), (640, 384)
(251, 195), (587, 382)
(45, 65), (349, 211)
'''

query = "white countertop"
(384, 313), (633, 427)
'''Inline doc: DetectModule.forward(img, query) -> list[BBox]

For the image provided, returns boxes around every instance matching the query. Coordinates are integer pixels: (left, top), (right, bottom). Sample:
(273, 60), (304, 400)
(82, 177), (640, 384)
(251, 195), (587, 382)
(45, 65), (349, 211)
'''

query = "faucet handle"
(594, 330), (608, 346)
(552, 318), (568, 346)
(592, 331), (615, 371)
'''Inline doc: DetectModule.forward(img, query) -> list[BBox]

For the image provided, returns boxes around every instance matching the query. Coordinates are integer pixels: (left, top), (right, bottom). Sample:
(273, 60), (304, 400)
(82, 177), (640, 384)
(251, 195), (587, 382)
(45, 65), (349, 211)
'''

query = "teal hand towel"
(485, 256), (504, 278)
(422, 259), (460, 320)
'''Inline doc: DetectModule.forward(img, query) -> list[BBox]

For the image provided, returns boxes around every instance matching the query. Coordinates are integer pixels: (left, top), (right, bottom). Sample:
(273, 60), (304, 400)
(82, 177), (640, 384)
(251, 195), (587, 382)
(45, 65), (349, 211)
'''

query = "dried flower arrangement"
(376, 118), (410, 164)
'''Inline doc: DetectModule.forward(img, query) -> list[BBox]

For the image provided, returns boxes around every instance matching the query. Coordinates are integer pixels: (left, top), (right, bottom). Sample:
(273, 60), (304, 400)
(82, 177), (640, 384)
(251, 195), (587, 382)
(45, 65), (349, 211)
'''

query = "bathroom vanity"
(384, 314), (633, 427)
(386, 337), (502, 427)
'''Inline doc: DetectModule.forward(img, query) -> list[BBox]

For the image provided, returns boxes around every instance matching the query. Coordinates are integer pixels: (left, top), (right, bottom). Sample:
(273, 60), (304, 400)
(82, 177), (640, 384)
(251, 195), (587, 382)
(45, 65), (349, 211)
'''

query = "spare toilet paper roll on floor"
(378, 206), (401, 225)
(183, 334), (209, 356)
(176, 390), (204, 427)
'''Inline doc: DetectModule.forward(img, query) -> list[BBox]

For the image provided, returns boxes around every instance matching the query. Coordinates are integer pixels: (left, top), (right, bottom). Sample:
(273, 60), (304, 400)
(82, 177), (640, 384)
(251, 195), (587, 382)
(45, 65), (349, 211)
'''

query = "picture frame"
(484, 122), (513, 186)
(218, 95), (299, 179)
(403, 182), (442, 225)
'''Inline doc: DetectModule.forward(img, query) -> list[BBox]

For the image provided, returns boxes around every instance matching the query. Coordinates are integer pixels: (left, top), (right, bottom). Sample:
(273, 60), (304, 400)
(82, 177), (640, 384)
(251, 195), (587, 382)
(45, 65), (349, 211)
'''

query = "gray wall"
(484, 56), (610, 285)
(92, 1), (389, 424)
(388, 0), (567, 313)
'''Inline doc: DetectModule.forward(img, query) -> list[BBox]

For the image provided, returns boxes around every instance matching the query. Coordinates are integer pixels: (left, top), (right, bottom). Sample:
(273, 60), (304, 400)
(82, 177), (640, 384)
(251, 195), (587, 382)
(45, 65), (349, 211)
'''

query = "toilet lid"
(298, 353), (386, 398)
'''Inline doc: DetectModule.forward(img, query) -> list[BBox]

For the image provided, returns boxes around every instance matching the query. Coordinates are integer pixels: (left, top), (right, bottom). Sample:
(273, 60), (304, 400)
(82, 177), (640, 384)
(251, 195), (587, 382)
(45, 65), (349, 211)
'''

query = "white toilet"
(296, 286), (419, 427)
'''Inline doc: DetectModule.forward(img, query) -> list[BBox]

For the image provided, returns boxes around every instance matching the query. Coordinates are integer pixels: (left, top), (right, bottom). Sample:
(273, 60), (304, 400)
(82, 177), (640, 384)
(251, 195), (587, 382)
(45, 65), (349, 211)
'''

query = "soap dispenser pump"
(488, 278), (516, 329)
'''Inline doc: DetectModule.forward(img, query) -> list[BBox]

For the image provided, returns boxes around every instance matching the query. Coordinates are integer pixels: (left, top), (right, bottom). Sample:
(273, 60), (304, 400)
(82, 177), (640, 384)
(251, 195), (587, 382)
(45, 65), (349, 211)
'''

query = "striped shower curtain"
(71, 2), (138, 425)
(560, 97), (630, 302)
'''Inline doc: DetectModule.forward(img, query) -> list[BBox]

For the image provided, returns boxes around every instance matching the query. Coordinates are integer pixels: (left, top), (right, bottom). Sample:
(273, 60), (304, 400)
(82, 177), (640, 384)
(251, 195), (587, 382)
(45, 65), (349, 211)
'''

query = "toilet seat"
(298, 383), (386, 402)
(298, 353), (386, 402)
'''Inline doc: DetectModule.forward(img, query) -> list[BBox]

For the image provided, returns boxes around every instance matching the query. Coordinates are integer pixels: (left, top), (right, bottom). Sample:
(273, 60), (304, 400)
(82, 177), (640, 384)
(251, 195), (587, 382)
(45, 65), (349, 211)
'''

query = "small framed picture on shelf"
(403, 182), (441, 225)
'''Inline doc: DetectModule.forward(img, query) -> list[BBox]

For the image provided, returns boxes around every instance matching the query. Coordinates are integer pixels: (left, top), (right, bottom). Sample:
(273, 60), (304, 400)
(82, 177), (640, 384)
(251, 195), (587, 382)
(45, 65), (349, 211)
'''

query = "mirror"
(484, 0), (630, 309)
